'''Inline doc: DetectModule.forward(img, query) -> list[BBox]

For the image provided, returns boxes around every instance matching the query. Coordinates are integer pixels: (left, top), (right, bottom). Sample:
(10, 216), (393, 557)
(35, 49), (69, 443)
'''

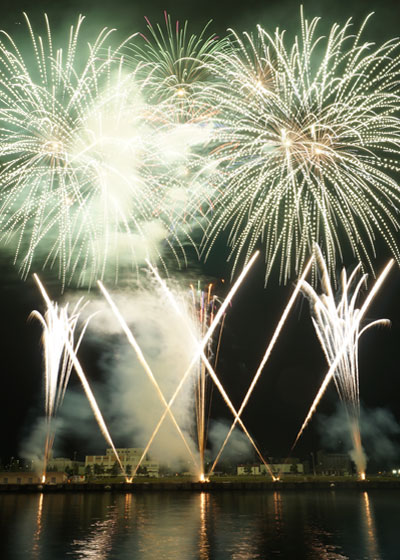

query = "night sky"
(1, 0), (400, 470)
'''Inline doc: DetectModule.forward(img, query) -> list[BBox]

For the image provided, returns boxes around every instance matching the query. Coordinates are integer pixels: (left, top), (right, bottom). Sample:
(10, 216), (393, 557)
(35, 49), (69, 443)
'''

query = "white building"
(261, 463), (304, 475)
(237, 464), (261, 476)
(85, 448), (159, 477)
(0, 472), (67, 484)
(237, 461), (304, 476)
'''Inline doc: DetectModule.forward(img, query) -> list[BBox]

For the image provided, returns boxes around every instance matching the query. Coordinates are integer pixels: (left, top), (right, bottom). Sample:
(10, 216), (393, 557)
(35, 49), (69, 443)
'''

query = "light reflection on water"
(362, 491), (380, 560)
(0, 489), (398, 560)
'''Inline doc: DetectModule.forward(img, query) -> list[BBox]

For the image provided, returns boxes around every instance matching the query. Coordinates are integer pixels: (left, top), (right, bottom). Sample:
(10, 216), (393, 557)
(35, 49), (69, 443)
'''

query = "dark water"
(0, 490), (398, 559)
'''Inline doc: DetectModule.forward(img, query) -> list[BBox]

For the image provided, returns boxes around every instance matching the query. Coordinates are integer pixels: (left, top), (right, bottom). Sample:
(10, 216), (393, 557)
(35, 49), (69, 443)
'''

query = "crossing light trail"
(131, 251), (260, 477)
(209, 256), (314, 475)
(146, 259), (274, 479)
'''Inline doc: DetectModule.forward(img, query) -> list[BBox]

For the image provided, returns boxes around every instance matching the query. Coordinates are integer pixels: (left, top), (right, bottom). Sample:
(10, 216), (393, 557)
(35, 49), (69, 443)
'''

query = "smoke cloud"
(80, 284), (202, 469)
(207, 419), (253, 463)
(317, 403), (400, 469)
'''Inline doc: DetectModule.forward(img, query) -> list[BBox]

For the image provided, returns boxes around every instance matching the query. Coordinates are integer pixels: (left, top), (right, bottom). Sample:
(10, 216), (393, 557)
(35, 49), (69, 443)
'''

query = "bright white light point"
(43, 140), (63, 154)
(176, 88), (186, 97)
(281, 129), (291, 148)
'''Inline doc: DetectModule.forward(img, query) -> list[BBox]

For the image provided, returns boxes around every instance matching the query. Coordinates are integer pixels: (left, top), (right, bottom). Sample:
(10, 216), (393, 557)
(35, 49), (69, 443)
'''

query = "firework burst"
(203, 11), (400, 284)
(0, 14), (206, 288)
(127, 11), (224, 106)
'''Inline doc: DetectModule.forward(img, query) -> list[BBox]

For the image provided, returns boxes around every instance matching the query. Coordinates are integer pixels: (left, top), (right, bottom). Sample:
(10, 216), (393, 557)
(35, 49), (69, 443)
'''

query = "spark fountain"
(190, 283), (221, 482)
(33, 274), (126, 478)
(191, 284), (226, 482)
(292, 247), (393, 478)
(30, 290), (89, 482)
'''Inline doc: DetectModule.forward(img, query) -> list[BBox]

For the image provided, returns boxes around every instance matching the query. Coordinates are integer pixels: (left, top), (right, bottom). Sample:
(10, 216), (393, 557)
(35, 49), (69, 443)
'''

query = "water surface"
(0, 489), (398, 559)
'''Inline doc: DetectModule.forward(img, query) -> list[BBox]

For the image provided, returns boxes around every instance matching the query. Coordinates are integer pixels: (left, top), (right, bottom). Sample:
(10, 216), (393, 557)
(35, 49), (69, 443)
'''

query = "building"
(237, 459), (304, 476)
(85, 448), (159, 477)
(47, 457), (85, 475)
(0, 471), (67, 485)
(316, 451), (352, 476)
(262, 462), (304, 475)
(237, 464), (261, 476)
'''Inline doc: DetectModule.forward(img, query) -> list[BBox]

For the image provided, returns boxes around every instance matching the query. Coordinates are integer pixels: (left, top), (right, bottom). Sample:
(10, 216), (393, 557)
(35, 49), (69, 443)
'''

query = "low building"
(85, 448), (159, 477)
(316, 451), (352, 475)
(47, 457), (85, 475)
(237, 464), (261, 476)
(0, 471), (67, 485)
(238, 459), (304, 476)
(261, 460), (304, 475)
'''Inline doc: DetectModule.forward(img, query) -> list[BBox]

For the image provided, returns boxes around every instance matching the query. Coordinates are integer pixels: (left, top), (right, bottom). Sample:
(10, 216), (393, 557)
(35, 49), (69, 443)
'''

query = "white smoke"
(207, 419), (253, 463)
(83, 285), (202, 469)
(317, 403), (400, 470)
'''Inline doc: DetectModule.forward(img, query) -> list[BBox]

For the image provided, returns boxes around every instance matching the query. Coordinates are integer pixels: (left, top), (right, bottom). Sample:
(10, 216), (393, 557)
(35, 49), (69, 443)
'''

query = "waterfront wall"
(1, 479), (400, 493)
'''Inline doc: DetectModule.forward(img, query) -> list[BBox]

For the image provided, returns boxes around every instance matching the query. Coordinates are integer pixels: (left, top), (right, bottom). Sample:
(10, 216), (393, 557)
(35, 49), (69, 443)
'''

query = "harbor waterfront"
(0, 3), (400, 559)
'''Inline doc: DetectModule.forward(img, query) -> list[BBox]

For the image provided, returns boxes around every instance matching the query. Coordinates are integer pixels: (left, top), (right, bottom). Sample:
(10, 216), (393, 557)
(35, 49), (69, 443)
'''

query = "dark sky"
(1, 0), (400, 469)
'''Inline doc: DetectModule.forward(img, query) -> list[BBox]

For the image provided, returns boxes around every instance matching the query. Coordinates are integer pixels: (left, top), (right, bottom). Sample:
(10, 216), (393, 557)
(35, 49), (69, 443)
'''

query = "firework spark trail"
(33, 274), (125, 475)
(131, 251), (259, 477)
(30, 291), (89, 481)
(98, 280), (200, 473)
(209, 256), (314, 475)
(190, 282), (215, 479)
(146, 259), (273, 477)
(203, 10), (400, 283)
(291, 252), (393, 471)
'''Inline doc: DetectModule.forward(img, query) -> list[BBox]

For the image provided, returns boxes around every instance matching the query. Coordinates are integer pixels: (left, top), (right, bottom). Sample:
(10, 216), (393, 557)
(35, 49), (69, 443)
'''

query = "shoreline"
(1, 478), (400, 493)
